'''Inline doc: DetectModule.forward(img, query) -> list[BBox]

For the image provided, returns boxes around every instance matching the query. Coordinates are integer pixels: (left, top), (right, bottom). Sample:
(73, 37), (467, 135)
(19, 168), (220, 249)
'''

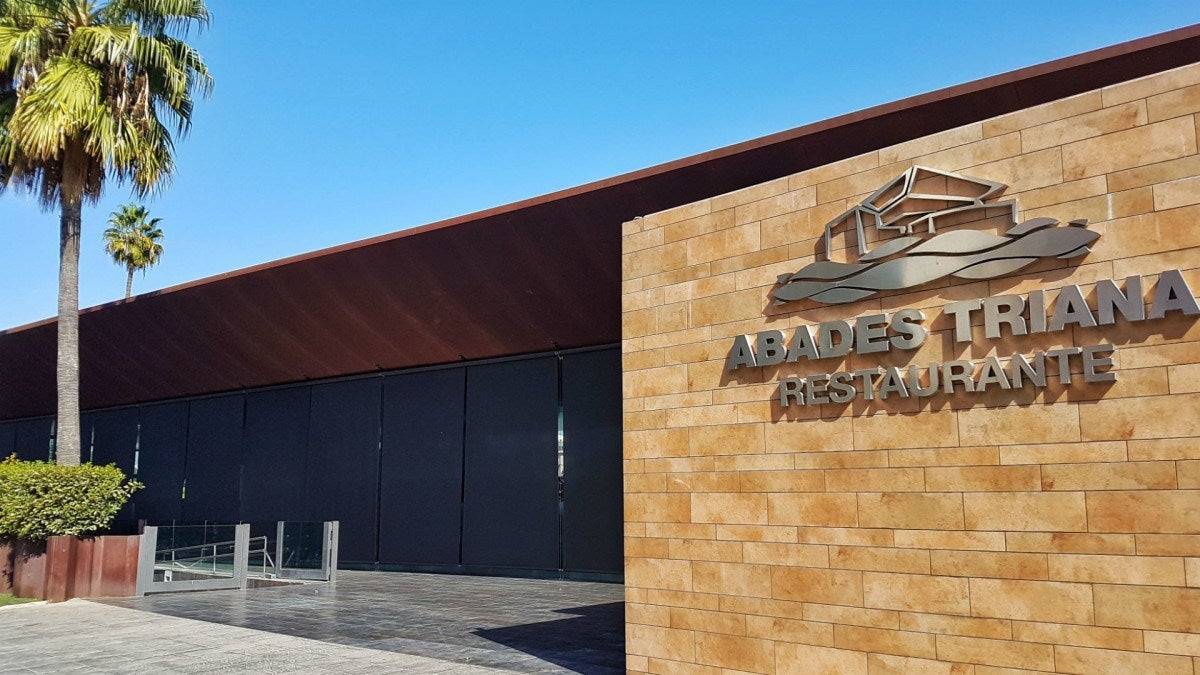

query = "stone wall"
(621, 62), (1200, 673)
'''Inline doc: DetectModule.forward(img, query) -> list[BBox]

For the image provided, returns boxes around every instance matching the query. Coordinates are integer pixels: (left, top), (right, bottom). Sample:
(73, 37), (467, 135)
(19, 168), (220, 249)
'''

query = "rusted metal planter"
(1, 534), (139, 601)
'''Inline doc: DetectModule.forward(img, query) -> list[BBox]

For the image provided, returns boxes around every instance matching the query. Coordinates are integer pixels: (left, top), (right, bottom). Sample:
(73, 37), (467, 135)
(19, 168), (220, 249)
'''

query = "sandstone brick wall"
(621, 62), (1200, 674)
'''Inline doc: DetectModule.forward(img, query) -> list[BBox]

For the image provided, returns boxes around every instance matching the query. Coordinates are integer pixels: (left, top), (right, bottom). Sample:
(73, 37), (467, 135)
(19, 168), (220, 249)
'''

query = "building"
(3, 24), (1200, 673)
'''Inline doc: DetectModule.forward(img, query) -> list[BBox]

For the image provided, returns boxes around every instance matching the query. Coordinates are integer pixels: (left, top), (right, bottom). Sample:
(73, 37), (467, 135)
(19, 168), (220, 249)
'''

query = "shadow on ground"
(473, 601), (625, 674)
(98, 570), (625, 673)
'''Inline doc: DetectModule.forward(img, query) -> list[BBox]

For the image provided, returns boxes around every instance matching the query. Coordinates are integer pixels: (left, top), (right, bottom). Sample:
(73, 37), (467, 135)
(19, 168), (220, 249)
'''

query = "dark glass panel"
(462, 357), (559, 570)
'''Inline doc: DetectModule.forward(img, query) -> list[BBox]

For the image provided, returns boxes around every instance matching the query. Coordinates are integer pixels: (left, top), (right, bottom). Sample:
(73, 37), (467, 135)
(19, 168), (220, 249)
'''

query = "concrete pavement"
(0, 599), (504, 674)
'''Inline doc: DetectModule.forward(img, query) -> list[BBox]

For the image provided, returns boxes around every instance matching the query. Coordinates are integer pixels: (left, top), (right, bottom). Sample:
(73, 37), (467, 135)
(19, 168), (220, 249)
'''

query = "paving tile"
(2, 570), (628, 673)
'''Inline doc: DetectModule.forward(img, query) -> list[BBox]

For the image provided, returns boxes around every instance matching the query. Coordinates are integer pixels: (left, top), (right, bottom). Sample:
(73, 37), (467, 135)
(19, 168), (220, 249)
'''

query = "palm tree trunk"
(125, 268), (133, 299)
(55, 153), (85, 466)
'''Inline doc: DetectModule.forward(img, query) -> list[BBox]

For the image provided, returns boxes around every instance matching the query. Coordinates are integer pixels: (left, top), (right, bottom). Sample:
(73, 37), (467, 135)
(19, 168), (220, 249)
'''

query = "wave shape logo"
(773, 166), (1099, 306)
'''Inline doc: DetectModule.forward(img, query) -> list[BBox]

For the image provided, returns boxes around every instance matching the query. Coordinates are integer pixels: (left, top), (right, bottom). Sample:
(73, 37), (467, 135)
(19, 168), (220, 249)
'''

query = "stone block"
(1094, 584), (1200, 632)
(1144, 630), (1200, 657)
(742, 541), (827, 567)
(930, 550), (1048, 580)
(894, 529), (1006, 551)
(1054, 645), (1193, 674)
(1040, 461), (1178, 490)
(1062, 116), (1197, 180)
(963, 492), (1087, 532)
(858, 493), (964, 530)
(668, 539), (743, 563)
(829, 546), (930, 574)
(693, 632), (775, 672)
(744, 614), (833, 645)
(691, 561), (773, 599)
(1011, 621), (1142, 650)
(934, 634), (1054, 671)
(958, 404), (1079, 445)
(626, 557), (693, 592)
(1004, 532), (1135, 555)
(832, 625), (936, 659)
(825, 467), (924, 492)
(1086, 490), (1200, 533)
(737, 469), (824, 493)
(1020, 101), (1147, 153)
(925, 466), (1041, 492)
(1047, 552), (1186, 585)
(1155, 175), (1200, 211)
(663, 209), (737, 244)
(772, 566), (863, 605)
(862, 572), (969, 615)
(889, 446), (1000, 467)
(626, 623), (696, 661)
(803, 602), (899, 629)
(898, 612), (1012, 639)
(968, 578), (1094, 623)
(1136, 534), (1200, 556)
(688, 423), (764, 457)
(866, 653), (973, 674)
(774, 643), (868, 675)
(767, 493), (858, 528)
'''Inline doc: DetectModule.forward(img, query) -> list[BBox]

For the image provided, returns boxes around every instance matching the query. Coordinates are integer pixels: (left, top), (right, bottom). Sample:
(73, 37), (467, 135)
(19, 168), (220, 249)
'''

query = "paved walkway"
(3, 572), (625, 674)
(0, 599), (503, 673)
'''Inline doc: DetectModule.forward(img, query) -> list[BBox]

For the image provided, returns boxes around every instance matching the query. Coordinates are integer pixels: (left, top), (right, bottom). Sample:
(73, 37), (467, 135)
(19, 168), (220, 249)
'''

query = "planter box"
(0, 538), (47, 598)
(1, 534), (139, 601)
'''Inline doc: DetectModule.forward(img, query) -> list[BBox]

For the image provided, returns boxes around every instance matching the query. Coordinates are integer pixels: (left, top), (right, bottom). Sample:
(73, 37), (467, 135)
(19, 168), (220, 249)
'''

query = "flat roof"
(3, 24), (1199, 419)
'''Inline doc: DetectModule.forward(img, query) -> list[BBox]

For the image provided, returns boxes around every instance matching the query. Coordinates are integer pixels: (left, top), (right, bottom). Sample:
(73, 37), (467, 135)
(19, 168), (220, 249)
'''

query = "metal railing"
(275, 521), (339, 582)
(154, 535), (275, 578)
(136, 524), (251, 595)
(135, 521), (339, 596)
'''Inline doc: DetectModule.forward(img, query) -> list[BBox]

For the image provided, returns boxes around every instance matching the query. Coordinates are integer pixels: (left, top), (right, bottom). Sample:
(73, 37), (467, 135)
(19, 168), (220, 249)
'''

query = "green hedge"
(0, 455), (143, 541)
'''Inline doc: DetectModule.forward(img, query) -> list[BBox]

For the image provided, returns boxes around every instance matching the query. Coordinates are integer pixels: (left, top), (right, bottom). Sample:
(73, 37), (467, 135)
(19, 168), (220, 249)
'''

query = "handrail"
(154, 540), (239, 556)
(155, 536), (275, 577)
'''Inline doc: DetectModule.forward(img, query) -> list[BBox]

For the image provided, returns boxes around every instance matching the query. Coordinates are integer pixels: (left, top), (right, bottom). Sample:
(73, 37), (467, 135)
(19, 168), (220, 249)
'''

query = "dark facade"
(0, 347), (622, 577)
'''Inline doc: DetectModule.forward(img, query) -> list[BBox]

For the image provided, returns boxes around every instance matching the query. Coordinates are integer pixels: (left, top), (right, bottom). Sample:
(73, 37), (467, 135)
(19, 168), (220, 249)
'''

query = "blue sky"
(1, 1), (1198, 330)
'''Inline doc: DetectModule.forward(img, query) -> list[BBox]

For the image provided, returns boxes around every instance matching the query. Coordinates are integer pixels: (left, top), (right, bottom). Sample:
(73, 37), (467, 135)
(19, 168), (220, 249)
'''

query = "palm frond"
(66, 23), (134, 65)
(0, 0), (210, 205)
(8, 55), (102, 159)
(101, 0), (210, 35)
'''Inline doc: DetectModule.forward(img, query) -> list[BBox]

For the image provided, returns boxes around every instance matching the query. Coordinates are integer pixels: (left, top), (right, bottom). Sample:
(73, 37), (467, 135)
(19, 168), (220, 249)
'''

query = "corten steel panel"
(305, 378), (381, 564)
(135, 401), (188, 523)
(27, 535), (139, 601)
(0, 326), (55, 420)
(561, 349), (623, 574)
(2, 27), (1197, 421)
(11, 539), (47, 599)
(379, 368), (465, 566)
(240, 387), (310, 524)
(0, 539), (13, 593)
(43, 535), (72, 602)
(0, 210), (620, 418)
(80, 407), (140, 528)
(462, 357), (559, 570)
(89, 535), (140, 599)
(14, 416), (53, 461)
(0, 421), (15, 459)
(181, 395), (244, 522)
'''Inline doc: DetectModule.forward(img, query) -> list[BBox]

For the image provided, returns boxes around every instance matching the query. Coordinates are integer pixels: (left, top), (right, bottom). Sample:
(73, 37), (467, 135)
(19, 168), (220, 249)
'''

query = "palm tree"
(104, 203), (163, 298)
(0, 1), (212, 465)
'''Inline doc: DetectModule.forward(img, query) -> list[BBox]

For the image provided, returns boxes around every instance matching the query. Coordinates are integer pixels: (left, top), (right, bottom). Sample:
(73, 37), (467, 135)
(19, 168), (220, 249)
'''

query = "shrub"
(0, 455), (143, 541)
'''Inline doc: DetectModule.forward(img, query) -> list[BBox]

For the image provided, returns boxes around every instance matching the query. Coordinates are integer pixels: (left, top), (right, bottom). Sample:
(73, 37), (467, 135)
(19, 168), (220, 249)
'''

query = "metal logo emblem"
(772, 166), (1099, 306)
